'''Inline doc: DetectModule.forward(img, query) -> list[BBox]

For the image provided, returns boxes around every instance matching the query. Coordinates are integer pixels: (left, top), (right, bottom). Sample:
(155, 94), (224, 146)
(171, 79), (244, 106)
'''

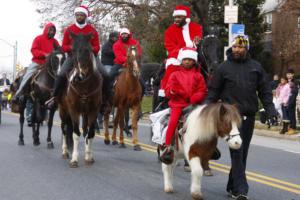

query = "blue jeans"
(15, 62), (39, 96)
(281, 105), (289, 122)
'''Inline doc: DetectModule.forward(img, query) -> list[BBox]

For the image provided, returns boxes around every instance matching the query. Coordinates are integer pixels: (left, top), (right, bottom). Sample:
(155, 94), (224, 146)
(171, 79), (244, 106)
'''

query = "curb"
(140, 116), (300, 142)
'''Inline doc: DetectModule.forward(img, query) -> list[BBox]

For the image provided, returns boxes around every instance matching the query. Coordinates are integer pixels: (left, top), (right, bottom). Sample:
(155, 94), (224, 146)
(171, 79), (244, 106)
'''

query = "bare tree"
(272, 0), (300, 74)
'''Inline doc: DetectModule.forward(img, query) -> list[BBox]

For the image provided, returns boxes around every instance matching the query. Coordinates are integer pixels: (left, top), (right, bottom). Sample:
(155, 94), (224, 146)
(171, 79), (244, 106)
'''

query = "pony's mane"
(184, 103), (241, 144)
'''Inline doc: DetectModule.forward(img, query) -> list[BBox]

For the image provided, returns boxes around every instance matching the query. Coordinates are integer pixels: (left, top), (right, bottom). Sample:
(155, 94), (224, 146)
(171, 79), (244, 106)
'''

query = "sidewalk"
(140, 114), (300, 142)
(254, 121), (300, 142)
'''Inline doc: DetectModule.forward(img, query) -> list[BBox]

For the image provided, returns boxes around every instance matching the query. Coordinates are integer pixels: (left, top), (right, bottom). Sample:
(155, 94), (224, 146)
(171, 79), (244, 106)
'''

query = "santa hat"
(172, 5), (191, 23)
(119, 28), (130, 35)
(74, 5), (89, 17)
(177, 47), (198, 62)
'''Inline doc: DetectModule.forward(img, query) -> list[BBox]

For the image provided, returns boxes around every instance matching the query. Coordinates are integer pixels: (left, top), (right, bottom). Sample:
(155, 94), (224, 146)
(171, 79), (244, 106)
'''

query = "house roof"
(261, 0), (281, 13)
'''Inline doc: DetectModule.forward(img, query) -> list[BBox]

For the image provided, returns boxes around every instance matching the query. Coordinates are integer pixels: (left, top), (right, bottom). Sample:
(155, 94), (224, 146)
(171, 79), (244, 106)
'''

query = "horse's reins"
(31, 65), (55, 93)
(67, 67), (101, 103)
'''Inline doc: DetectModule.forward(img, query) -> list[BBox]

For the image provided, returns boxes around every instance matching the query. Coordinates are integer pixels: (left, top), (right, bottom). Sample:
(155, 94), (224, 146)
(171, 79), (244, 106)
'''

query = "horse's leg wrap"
(70, 133), (80, 165)
(85, 137), (94, 164)
(189, 157), (203, 199)
(162, 162), (175, 193)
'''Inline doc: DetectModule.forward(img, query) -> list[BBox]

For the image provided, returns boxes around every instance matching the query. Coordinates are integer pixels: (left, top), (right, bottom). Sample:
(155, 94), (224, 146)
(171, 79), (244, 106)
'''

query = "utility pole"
(13, 41), (17, 80)
(0, 38), (18, 80)
(228, 0), (234, 47)
(224, 0), (238, 60)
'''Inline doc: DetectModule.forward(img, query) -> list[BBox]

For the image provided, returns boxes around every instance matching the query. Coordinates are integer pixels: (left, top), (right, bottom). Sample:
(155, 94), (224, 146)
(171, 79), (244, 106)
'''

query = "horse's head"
(45, 48), (65, 76)
(199, 35), (222, 75)
(126, 45), (140, 77)
(201, 103), (242, 149)
(70, 32), (95, 80)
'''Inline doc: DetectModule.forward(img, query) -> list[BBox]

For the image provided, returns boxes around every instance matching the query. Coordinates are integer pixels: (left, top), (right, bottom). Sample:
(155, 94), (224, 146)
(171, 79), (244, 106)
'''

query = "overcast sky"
(0, 0), (41, 75)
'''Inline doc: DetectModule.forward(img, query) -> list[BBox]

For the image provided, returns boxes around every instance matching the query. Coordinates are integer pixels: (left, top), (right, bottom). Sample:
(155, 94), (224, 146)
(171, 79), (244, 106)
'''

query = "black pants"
(227, 115), (255, 196)
(288, 105), (296, 129)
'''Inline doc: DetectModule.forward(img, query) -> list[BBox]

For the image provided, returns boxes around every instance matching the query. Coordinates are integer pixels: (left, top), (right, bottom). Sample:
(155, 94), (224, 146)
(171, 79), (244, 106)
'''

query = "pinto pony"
(103, 45), (143, 151)
(162, 103), (242, 200)
(59, 33), (102, 168)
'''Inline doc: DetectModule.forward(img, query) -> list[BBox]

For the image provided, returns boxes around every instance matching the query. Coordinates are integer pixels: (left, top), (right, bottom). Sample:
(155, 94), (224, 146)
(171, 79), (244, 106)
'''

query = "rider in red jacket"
(105, 28), (144, 97)
(46, 6), (101, 107)
(14, 22), (59, 100)
(160, 5), (203, 96)
(160, 47), (207, 164)
(113, 28), (142, 65)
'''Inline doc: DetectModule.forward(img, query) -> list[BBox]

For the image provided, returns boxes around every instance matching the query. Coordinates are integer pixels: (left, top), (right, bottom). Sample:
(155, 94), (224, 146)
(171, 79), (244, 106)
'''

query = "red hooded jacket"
(113, 33), (142, 65)
(165, 66), (207, 108)
(31, 23), (60, 64)
(62, 24), (100, 55)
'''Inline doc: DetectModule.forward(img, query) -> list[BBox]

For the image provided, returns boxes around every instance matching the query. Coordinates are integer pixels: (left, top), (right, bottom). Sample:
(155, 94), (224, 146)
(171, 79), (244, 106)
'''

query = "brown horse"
(59, 33), (102, 168)
(103, 45), (142, 151)
(161, 103), (242, 200)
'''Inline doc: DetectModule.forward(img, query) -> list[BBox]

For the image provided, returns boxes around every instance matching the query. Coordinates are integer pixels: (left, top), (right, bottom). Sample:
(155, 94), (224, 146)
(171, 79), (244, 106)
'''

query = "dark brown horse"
(103, 45), (142, 151)
(30, 49), (65, 148)
(12, 50), (64, 147)
(59, 33), (102, 168)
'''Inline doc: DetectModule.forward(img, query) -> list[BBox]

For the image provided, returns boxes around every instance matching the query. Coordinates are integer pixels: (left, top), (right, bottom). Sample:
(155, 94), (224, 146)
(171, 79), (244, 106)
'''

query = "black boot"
(280, 121), (289, 134)
(46, 75), (66, 108)
(211, 147), (221, 160)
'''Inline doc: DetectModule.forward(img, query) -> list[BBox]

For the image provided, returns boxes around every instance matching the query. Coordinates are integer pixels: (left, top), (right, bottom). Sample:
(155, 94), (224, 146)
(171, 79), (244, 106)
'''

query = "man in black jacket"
(101, 31), (118, 66)
(206, 35), (277, 200)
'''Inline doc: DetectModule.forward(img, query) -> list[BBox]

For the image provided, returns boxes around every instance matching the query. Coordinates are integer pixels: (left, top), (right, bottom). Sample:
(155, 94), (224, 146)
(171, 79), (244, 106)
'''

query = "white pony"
(162, 103), (242, 200)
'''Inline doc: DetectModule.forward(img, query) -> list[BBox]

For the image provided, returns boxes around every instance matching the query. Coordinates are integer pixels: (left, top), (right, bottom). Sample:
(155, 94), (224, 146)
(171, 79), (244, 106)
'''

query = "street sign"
(224, 6), (238, 24)
(232, 24), (245, 36)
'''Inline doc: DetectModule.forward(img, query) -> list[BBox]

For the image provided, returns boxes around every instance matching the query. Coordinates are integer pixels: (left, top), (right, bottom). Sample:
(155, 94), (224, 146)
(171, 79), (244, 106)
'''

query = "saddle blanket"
(150, 108), (170, 145)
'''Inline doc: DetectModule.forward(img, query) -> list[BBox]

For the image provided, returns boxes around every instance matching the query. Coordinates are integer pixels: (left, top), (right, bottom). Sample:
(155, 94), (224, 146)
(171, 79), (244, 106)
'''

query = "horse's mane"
(184, 103), (241, 144)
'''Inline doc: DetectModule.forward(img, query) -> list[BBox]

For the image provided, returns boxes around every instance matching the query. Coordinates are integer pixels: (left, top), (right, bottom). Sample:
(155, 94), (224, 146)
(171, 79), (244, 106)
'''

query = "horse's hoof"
(204, 170), (213, 176)
(191, 192), (203, 200)
(18, 140), (25, 146)
(47, 142), (54, 149)
(104, 139), (110, 145)
(33, 140), (40, 146)
(133, 144), (142, 151)
(112, 141), (118, 145)
(69, 161), (78, 168)
(62, 153), (69, 159)
(119, 143), (126, 148)
(85, 158), (95, 166)
(164, 187), (174, 193)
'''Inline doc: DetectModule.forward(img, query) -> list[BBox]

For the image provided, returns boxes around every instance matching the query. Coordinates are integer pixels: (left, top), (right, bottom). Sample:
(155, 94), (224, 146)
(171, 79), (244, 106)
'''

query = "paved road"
(0, 111), (300, 200)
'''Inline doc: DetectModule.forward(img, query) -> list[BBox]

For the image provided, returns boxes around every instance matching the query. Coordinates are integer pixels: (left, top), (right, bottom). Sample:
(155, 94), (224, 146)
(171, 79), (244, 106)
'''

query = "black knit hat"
(109, 31), (118, 39)
(287, 68), (295, 74)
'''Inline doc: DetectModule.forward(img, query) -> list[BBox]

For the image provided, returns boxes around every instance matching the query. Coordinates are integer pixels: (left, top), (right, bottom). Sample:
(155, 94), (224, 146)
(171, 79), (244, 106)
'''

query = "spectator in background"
(286, 68), (298, 135)
(276, 77), (291, 134)
(270, 74), (279, 91)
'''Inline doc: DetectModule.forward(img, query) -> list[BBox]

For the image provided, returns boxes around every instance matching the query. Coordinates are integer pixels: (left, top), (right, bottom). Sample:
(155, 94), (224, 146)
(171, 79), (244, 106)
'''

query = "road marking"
(284, 150), (300, 154)
(3, 111), (300, 195)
